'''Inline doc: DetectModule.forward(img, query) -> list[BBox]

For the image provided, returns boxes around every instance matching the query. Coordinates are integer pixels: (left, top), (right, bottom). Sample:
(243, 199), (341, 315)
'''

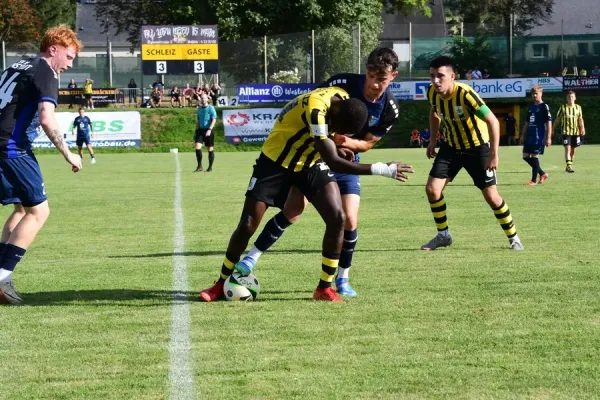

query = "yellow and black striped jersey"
(427, 82), (490, 150)
(555, 104), (583, 135)
(262, 86), (349, 171)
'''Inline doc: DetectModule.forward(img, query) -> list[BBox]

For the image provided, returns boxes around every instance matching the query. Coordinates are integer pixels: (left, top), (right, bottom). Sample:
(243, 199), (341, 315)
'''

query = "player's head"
(566, 90), (576, 104)
(199, 93), (208, 105)
(429, 56), (456, 95)
(78, 107), (85, 116)
(40, 25), (82, 73)
(531, 85), (543, 102)
(364, 48), (399, 100)
(329, 98), (368, 136)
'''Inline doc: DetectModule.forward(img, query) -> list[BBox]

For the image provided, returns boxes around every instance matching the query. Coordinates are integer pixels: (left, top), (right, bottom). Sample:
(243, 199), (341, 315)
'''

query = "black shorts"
(194, 128), (214, 147)
(429, 142), (496, 190)
(246, 153), (337, 209)
(562, 135), (581, 148)
(84, 94), (92, 100)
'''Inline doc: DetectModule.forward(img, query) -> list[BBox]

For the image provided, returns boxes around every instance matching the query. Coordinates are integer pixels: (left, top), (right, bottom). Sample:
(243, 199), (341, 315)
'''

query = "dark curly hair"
(366, 48), (399, 74)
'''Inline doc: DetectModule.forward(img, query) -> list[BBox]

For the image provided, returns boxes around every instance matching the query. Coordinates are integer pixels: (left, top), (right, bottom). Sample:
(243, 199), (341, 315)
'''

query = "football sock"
(533, 157), (545, 177)
(337, 229), (358, 279)
(254, 212), (292, 252)
(429, 196), (448, 232)
(208, 151), (214, 169)
(198, 149), (204, 167)
(318, 251), (340, 289)
(523, 157), (536, 181)
(566, 160), (573, 169)
(91, 154), (95, 159)
(0, 244), (26, 284)
(218, 255), (237, 283)
(246, 246), (263, 263)
(492, 200), (517, 240)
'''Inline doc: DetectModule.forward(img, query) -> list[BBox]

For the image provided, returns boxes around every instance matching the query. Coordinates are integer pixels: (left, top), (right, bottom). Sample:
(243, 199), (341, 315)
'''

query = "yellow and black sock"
(492, 200), (517, 239)
(430, 196), (448, 231)
(566, 160), (573, 169)
(318, 251), (340, 289)
(218, 255), (237, 282)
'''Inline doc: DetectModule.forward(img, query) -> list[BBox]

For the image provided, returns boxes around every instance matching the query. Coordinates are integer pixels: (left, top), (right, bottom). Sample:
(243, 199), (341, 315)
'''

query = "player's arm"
(72, 120), (77, 136)
(333, 132), (381, 152)
(544, 104), (552, 146)
(464, 89), (499, 169)
(579, 107), (585, 136)
(89, 119), (94, 138)
(38, 102), (81, 171)
(426, 107), (441, 158)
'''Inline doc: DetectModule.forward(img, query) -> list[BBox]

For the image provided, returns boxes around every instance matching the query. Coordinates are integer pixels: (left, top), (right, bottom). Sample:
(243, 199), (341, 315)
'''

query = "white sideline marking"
(169, 153), (195, 400)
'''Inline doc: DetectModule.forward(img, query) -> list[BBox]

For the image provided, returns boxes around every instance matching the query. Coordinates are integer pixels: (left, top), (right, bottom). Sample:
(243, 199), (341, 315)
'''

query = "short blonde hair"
(531, 85), (543, 94)
(40, 24), (83, 53)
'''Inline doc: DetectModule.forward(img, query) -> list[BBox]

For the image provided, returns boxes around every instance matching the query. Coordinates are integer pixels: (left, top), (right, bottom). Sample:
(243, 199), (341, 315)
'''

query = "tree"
(29, 0), (77, 31)
(447, 35), (500, 76)
(0, 0), (42, 47)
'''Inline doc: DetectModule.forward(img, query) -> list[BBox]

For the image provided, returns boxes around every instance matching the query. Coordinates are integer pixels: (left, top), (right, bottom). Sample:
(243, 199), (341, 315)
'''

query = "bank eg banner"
(410, 78), (526, 100)
(237, 84), (317, 103)
(32, 112), (141, 149)
(223, 108), (281, 144)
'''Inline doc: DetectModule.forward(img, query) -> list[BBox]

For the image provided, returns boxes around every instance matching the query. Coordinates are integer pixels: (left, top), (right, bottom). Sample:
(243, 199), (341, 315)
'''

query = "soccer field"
(2, 145), (599, 399)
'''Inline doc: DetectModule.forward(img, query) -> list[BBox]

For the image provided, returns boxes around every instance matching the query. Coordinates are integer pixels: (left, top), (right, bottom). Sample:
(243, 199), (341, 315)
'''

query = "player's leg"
(522, 151), (538, 185)
(335, 192), (360, 296)
(194, 132), (203, 172)
(76, 139), (84, 159)
(535, 145), (547, 183)
(422, 144), (456, 250)
(206, 133), (215, 172)
(86, 143), (96, 164)
(89, 97), (94, 110)
(235, 186), (307, 275)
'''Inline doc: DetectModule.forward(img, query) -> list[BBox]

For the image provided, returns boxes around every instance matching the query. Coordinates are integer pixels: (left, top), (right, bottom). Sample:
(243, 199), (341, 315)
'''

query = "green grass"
(2, 145), (600, 399)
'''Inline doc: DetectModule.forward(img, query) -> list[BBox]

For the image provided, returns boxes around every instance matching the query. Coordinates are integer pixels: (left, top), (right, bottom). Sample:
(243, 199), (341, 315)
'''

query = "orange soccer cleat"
(312, 287), (343, 303)
(199, 281), (225, 302)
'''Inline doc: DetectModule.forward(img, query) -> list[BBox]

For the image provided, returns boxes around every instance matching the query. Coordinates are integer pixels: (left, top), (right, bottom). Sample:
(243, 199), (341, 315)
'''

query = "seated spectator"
(471, 66), (482, 79)
(151, 86), (162, 108)
(505, 112), (517, 145)
(483, 69), (490, 79)
(410, 129), (421, 147)
(592, 65), (600, 77)
(152, 77), (164, 95)
(193, 84), (202, 105)
(420, 128), (431, 147)
(183, 83), (194, 107)
(170, 86), (182, 108)
(466, 69), (473, 80)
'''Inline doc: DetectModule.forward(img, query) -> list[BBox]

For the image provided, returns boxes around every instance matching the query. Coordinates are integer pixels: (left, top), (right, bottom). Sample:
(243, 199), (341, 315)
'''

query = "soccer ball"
(223, 272), (260, 301)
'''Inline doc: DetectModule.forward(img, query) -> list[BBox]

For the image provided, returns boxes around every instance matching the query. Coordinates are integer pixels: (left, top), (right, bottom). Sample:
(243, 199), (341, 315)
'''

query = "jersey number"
(0, 71), (20, 110)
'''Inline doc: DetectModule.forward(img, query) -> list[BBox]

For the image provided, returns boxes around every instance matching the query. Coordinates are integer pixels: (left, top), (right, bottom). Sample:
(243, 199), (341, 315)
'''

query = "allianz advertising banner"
(32, 112), (141, 148)
(223, 108), (281, 144)
(237, 84), (317, 103)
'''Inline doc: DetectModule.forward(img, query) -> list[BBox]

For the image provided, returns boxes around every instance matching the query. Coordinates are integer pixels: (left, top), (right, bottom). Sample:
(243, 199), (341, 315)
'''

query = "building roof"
(76, 1), (131, 47)
(527, 0), (600, 36)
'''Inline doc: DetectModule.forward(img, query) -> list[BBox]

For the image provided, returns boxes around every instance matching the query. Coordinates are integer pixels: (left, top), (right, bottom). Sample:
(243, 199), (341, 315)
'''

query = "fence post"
(357, 23), (361, 74)
(108, 40), (113, 87)
(312, 30), (315, 83)
(409, 22), (412, 79)
(264, 36), (268, 84)
(561, 19), (564, 73)
(1, 41), (5, 71)
(509, 14), (513, 77)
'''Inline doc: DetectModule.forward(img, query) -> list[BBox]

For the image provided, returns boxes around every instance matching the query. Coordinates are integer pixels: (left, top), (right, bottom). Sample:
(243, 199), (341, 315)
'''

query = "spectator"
(210, 82), (221, 106)
(592, 65), (600, 77)
(151, 86), (162, 108)
(152, 76), (164, 95)
(483, 69), (490, 79)
(202, 83), (211, 96)
(183, 83), (194, 107)
(466, 69), (473, 80)
(67, 78), (77, 109)
(505, 112), (517, 145)
(170, 86), (182, 108)
(420, 128), (431, 148)
(579, 68), (588, 77)
(471, 66), (482, 79)
(410, 129), (420, 147)
(127, 78), (137, 105)
(83, 78), (94, 110)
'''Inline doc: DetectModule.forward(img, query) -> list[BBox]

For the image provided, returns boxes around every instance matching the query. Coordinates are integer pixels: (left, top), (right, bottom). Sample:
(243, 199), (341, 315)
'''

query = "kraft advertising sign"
(562, 76), (600, 91)
(237, 84), (317, 103)
(223, 108), (281, 144)
(32, 112), (141, 148)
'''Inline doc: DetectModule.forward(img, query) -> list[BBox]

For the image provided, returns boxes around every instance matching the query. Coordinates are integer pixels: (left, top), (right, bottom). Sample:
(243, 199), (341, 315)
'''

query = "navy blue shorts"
(523, 143), (544, 155)
(0, 154), (47, 207)
(76, 135), (91, 146)
(333, 172), (360, 196)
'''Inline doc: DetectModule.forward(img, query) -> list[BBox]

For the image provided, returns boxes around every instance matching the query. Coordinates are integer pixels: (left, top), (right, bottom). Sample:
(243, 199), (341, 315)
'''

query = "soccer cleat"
(421, 232), (453, 250)
(91, 158), (96, 164)
(312, 287), (343, 303)
(335, 278), (357, 297)
(206, 168), (212, 172)
(234, 257), (256, 276)
(526, 180), (537, 186)
(538, 173), (548, 184)
(0, 280), (23, 305)
(194, 167), (203, 172)
(510, 240), (524, 251)
(566, 167), (575, 173)
(199, 281), (225, 302)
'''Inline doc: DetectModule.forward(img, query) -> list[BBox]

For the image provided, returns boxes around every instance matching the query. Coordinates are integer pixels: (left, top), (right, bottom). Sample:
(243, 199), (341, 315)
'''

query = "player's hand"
(426, 142), (437, 159)
(485, 152), (499, 171)
(66, 152), (82, 173)
(337, 147), (355, 161)
(387, 162), (415, 182)
(205, 129), (212, 137)
(519, 136), (525, 145)
(333, 134), (346, 146)
(545, 138), (552, 147)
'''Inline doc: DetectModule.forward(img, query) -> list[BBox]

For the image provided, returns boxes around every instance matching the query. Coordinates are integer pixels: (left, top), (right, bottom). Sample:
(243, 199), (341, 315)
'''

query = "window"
(592, 42), (600, 56)
(577, 43), (589, 56)
(532, 44), (548, 58)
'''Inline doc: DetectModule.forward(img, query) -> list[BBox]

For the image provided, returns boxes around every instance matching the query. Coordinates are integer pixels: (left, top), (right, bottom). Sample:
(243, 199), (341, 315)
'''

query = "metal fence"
(3, 20), (599, 98)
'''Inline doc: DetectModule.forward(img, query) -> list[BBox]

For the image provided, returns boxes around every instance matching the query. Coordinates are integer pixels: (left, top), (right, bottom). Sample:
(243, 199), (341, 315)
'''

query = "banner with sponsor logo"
(223, 108), (280, 144)
(526, 77), (563, 93)
(388, 82), (416, 100)
(58, 88), (122, 106)
(407, 78), (526, 100)
(237, 84), (317, 104)
(32, 112), (141, 148)
(562, 76), (600, 91)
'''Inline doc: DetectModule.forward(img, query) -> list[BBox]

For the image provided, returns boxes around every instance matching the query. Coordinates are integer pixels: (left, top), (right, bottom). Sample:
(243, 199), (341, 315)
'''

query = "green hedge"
(49, 93), (598, 154)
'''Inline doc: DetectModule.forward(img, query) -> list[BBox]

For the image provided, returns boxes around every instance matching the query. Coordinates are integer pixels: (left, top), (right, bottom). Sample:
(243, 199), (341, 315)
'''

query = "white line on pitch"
(169, 153), (195, 400)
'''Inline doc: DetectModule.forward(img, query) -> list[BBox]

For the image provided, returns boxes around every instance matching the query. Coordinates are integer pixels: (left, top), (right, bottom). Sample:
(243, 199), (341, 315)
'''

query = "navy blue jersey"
(0, 58), (58, 159)
(526, 102), (552, 145)
(318, 73), (399, 140)
(73, 116), (92, 136)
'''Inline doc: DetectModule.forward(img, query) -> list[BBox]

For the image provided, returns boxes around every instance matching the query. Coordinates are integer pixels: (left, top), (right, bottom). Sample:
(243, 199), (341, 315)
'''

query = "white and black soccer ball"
(223, 272), (260, 301)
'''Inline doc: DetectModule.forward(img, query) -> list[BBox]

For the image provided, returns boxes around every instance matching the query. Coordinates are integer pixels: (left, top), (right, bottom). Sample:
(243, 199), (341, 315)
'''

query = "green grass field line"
(1, 145), (599, 399)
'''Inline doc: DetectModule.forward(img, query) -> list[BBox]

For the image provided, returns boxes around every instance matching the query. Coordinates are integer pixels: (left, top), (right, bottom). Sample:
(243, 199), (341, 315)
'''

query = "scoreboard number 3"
(156, 61), (167, 74)
(194, 61), (205, 74)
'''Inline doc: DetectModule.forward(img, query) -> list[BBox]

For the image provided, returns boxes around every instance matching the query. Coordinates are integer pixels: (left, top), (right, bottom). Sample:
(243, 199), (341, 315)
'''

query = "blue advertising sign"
(237, 84), (317, 103)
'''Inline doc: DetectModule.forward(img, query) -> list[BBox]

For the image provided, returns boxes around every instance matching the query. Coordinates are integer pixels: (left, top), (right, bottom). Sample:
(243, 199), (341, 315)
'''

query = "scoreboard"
(141, 25), (219, 75)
